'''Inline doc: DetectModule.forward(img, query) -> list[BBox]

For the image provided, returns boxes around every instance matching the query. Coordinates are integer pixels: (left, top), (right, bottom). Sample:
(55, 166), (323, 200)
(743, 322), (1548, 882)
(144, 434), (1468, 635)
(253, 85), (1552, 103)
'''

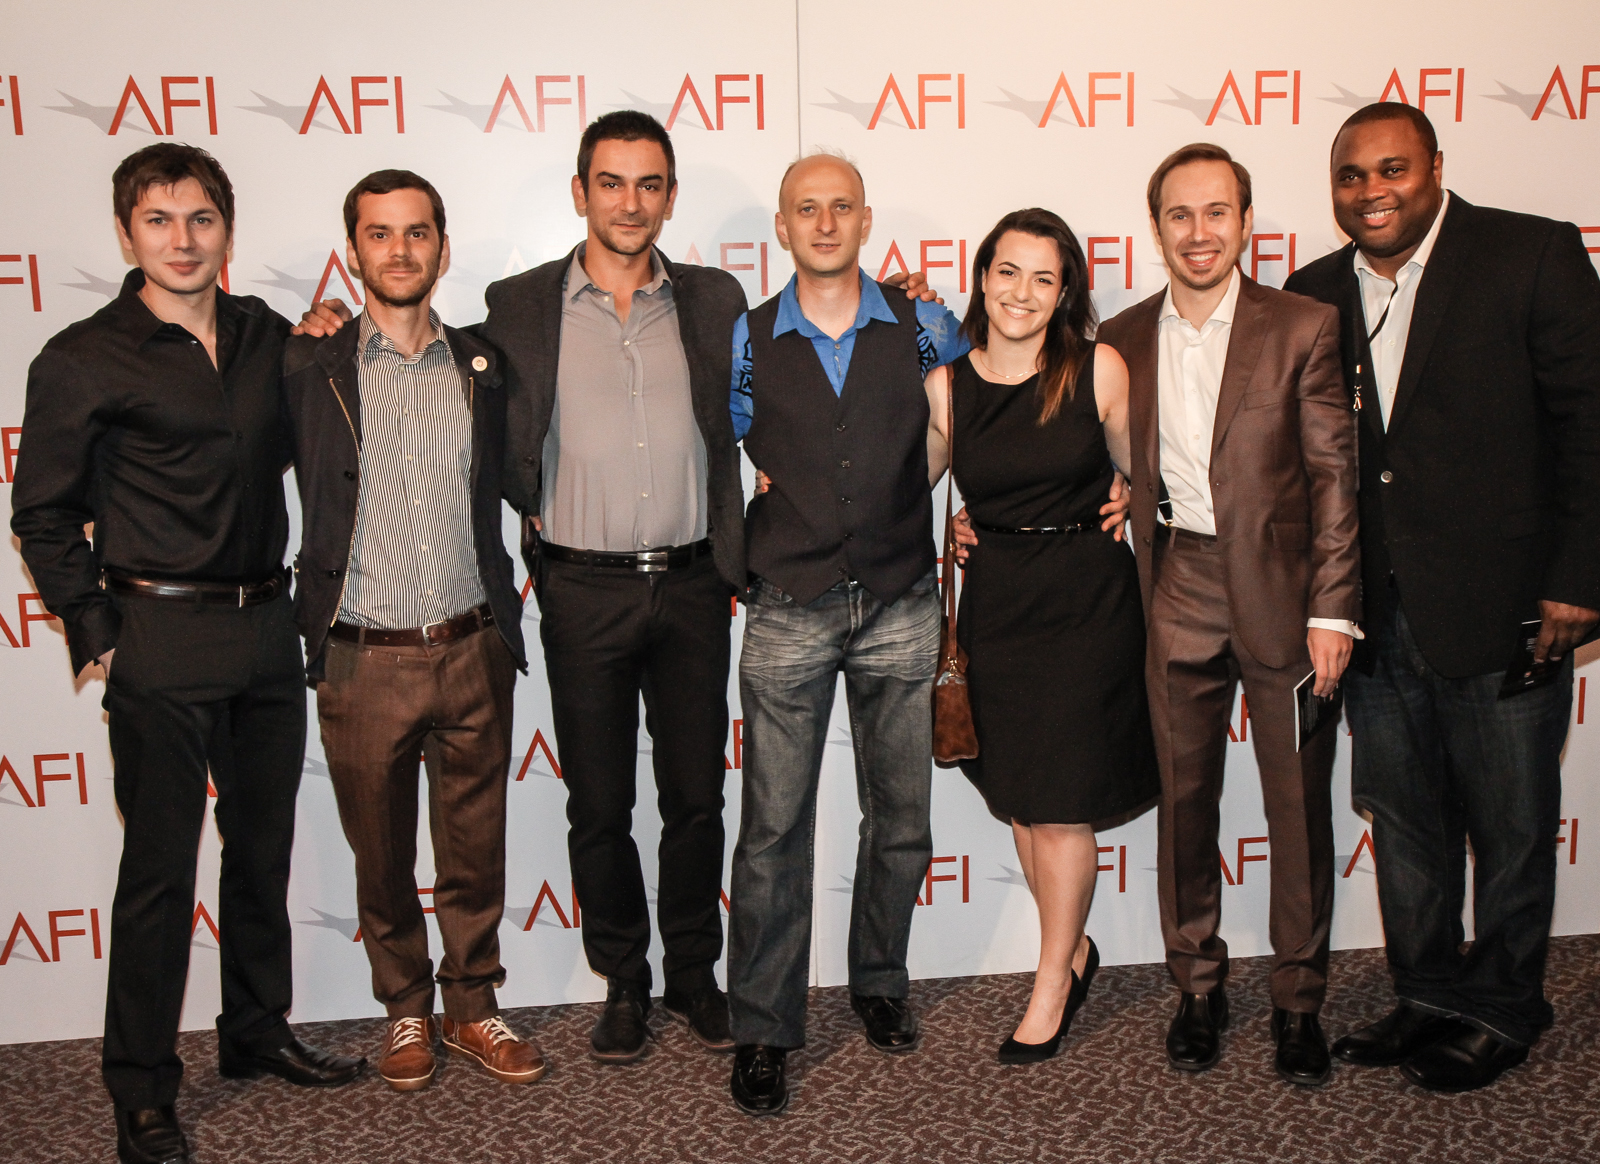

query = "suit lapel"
(1122, 296), (1162, 490)
(1211, 276), (1269, 459)
(315, 322), (364, 444)
(1386, 195), (1468, 437)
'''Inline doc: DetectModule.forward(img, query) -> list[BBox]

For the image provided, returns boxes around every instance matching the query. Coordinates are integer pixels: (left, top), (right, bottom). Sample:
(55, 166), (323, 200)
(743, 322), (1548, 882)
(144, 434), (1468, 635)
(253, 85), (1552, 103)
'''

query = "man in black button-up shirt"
(10, 144), (361, 1164)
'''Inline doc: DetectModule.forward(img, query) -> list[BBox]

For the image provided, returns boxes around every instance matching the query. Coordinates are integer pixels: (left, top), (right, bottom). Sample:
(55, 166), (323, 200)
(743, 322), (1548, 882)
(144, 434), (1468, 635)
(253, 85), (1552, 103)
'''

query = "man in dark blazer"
(1286, 103), (1600, 1092)
(1098, 143), (1361, 1087)
(285, 170), (542, 1093)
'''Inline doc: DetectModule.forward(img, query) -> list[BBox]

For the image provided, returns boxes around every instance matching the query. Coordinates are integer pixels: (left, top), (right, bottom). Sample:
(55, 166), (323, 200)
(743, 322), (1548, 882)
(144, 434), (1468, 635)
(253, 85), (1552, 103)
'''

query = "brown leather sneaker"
(378, 1017), (437, 1092)
(442, 1015), (548, 1084)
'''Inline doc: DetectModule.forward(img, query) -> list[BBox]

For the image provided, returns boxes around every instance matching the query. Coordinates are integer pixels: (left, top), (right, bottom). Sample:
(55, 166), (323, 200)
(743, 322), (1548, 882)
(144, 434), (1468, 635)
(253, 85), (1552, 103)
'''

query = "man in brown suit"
(1096, 144), (1360, 1086)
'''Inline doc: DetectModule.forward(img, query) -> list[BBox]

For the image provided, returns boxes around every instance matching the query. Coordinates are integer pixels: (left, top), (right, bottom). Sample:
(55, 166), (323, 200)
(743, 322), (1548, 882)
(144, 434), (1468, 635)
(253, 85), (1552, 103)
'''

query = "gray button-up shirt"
(338, 310), (485, 629)
(541, 244), (706, 551)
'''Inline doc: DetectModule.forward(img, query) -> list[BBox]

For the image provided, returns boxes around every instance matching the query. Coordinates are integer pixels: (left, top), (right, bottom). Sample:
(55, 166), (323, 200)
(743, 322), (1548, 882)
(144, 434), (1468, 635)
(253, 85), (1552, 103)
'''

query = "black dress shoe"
(730, 1044), (789, 1116)
(998, 936), (1101, 1065)
(590, 978), (653, 1064)
(1166, 986), (1229, 1071)
(115, 1105), (190, 1164)
(662, 984), (735, 1052)
(851, 993), (921, 1054)
(1273, 1008), (1331, 1086)
(218, 1036), (366, 1087)
(1333, 1004), (1469, 1068)
(1401, 1025), (1529, 1093)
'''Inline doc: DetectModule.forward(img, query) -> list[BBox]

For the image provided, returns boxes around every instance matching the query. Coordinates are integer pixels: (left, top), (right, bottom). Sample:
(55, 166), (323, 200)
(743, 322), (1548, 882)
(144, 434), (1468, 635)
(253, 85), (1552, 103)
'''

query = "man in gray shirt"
(487, 112), (751, 1063)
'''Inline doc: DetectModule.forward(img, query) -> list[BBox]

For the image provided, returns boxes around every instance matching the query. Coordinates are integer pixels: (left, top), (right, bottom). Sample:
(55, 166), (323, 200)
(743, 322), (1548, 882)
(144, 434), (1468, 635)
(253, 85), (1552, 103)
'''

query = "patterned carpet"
(3, 936), (1597, 1164)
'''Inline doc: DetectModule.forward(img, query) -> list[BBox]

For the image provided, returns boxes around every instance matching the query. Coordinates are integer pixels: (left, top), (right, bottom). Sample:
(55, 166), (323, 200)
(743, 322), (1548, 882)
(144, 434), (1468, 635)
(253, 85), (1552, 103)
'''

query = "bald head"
(778, 152), (864, 210)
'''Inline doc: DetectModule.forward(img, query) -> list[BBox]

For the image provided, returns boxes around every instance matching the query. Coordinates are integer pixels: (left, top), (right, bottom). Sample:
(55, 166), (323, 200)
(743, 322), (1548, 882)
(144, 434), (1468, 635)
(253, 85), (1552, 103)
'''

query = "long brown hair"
(960, 208), (1096, 425)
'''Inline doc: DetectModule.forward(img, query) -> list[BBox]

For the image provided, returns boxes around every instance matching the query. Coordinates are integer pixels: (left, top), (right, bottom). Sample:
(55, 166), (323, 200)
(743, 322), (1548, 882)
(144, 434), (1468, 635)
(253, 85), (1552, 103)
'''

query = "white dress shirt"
(1157, 269), (1357, 639)
(1354, 190), (1450, 428)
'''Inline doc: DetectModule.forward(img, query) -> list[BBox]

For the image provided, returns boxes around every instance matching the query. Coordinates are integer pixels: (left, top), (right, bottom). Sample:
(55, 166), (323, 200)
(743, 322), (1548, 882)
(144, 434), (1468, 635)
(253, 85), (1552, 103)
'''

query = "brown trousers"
(1147, 532), (1336, 1013)
(317, 626), (517, 1021)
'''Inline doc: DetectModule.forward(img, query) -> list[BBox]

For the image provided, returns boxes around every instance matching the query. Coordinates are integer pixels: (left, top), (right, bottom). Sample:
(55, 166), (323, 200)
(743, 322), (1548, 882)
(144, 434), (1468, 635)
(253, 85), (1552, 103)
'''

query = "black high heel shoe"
(997, 936), (1100, 1065)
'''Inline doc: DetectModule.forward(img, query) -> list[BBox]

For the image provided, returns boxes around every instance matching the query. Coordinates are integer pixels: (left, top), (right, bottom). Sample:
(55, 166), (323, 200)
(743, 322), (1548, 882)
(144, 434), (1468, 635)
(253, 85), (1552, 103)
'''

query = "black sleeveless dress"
(952, 350), (1159, 825)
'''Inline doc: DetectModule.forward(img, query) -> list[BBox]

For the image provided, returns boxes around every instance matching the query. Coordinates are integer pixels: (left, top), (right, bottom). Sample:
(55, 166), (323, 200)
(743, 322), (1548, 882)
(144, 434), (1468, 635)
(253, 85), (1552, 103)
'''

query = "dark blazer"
(1286, 195), (1600, 677)
(282, 321), (526, 678)
(1098, 275), (1362, 670)
(483, 245), (749, 593)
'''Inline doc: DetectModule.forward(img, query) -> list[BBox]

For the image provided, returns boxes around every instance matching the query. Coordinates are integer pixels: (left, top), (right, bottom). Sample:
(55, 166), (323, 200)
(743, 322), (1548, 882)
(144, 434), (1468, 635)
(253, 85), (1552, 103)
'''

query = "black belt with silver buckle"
(329, 604), (494, 648)
(105, 568), (288, 607)
(974, 520), (1095, 535)
(540, 539), (712, 574)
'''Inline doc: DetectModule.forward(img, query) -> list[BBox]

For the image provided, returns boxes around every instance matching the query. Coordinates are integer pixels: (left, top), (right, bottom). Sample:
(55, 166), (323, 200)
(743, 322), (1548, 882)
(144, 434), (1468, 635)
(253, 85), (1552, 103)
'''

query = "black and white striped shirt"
(337, 311), (484, 630)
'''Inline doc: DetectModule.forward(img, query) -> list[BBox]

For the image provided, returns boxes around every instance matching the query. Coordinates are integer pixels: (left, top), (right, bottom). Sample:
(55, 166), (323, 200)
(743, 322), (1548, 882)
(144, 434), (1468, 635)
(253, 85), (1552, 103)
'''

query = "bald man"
(723, 152), (969, 1115)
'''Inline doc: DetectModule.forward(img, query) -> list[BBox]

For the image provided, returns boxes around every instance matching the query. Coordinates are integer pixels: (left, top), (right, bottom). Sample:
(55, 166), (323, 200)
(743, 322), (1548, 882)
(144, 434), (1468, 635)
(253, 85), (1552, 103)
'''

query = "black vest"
(744, 283), (935, 606)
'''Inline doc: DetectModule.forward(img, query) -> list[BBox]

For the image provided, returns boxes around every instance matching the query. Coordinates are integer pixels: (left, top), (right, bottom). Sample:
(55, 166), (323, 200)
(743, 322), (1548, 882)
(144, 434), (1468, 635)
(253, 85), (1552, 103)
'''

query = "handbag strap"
(940, 368), (960, 650)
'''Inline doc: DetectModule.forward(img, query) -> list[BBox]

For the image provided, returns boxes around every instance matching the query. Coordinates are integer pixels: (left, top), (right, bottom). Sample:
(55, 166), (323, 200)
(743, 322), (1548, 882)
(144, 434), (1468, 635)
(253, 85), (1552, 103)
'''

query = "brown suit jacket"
(1097, 275), (1361, 670)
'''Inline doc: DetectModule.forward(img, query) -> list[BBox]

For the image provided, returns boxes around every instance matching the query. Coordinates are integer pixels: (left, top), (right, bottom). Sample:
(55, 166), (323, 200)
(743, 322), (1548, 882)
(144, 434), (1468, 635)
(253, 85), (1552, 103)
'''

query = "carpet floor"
(3, 935), (1596, 1164)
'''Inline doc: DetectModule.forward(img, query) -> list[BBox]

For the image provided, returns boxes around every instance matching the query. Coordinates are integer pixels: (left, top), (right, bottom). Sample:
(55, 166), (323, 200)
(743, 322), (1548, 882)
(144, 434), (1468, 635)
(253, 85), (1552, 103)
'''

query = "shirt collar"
(109, 266), (240, 347)
(772, 268), (897, 339)
(564, 241), (671, 303)
(1158, 266), (1241, 329)
(1353, 189), (1451, 282)
(358, 307), (448, 358)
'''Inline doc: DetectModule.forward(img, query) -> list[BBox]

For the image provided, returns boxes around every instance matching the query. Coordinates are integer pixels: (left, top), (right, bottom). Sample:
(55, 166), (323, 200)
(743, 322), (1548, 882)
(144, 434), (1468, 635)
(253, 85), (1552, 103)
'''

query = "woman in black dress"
(927, 208), (1159, 1063)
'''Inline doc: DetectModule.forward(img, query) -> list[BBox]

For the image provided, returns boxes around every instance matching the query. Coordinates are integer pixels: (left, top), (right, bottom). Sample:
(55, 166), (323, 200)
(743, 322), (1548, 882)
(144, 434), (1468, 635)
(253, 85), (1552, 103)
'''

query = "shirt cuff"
(1307, 617), (1363, 640)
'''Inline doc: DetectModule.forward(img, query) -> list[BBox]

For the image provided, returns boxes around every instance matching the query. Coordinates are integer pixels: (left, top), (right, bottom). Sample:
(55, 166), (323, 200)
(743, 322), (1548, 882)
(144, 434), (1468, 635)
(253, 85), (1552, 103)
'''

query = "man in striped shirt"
(283, 171), (538, 1093)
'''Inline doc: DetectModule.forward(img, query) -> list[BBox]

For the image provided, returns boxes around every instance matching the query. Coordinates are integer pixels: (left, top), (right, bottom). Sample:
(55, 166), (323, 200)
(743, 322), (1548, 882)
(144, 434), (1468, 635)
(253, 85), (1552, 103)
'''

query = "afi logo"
(0, 594), (59, 649)
(2, 425), (19, 482)
(254, 249), (361, 308)
(877, 239), (970, 292)
(1226, 693), (1250, 743)
(1526, 65), (1600, 120)
(683, 242), (775, 298)
(1377, 68), (1467, 122)
(1244, 233), (1298, 286)
(429, 74), (587, 133)
(1, 907), (103, 965)
(106, 76), (219, 135)
(0, 751), (90, 807)
(1087, 236), (1134, 291)
(867, 73), (966, 129)
(1, 253), (41, 312)
(515, 728), (562, 780)
(1, 75), (21, 133)
(1204, 70), (1302, 126)
(666, 74), (766, 131)
(1027, 71), (1135, 128)
(1557, 818), (1581, 866)
(1219, 836), (1269, 885)
(1096, 844), (1132, 892)
(916, 855), (970, 905)
(521, 880), (581, 930)
(299, 76), (405, 134)
(725, 717), (745, 770)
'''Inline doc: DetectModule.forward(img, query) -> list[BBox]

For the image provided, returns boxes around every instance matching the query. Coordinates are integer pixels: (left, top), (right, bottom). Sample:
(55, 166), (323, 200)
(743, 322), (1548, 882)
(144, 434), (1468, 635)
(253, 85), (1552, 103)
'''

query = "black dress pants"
(535, 552), (732, 995)
(101, 591), (306, 1110)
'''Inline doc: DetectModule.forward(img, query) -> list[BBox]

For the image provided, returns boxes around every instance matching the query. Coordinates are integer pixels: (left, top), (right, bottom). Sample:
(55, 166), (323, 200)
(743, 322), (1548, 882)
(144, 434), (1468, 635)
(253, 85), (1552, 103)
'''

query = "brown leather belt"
(330, 604), (495, 648)
(1165, 524), (1219, 546)
(105, 568), (288, 607)
(540, 538), (712, 573)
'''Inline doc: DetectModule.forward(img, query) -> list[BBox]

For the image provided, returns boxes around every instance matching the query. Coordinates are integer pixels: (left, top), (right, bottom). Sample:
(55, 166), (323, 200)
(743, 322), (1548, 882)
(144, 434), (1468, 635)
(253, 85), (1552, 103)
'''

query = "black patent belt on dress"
(974, 520), (1095, 535)
(330, 604), (494, 648)
(540, 538), (712, 573)
(104, 568), (289, 607)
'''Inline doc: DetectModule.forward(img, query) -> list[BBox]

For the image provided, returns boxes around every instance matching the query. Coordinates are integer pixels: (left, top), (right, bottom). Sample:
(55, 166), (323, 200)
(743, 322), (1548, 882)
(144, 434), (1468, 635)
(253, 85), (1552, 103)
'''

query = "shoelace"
(478, 1016), (519, 1046)
(744, 1048), (783, 1080)
(388, 1017), (428, 1051)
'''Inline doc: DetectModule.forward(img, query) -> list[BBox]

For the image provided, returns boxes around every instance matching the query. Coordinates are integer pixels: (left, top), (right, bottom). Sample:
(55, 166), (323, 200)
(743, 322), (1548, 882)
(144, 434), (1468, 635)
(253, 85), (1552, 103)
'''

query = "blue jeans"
(1346, 600), (1570, 1046)
(727, 573), (941, 1048)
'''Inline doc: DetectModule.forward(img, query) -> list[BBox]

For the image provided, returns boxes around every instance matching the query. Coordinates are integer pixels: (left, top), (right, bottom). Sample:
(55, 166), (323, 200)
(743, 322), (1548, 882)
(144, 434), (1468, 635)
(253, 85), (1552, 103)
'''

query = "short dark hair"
(343, 169), (446, 242)
(1146, 143), (1252, 221)
(576, 110), (676, 192)
(1334, 102), (1439, 159)
(112, 143), (235, 234)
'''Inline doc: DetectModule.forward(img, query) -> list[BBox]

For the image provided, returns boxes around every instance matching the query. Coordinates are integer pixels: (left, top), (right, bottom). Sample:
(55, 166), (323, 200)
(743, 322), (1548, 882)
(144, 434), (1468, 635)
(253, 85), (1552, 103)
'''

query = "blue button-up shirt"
(729, 269), (969, 441)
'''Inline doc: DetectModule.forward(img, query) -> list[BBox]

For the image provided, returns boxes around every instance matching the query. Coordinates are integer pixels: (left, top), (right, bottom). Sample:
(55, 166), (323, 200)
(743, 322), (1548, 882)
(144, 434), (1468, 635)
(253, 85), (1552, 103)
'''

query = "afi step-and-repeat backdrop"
(2, 1), (1596, 1044)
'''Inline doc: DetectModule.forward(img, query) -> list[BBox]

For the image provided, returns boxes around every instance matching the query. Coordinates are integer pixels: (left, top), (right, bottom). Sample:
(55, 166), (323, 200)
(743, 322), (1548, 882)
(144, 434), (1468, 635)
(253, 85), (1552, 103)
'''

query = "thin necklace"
(973, 348), (1036, 381)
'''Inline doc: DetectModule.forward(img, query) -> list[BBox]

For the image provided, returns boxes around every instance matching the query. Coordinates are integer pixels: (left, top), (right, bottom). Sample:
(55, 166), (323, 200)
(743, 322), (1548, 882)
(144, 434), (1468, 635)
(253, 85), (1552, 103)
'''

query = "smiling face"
(774, 155), (871, 278)
(572, 137), (677, 258)
(1331, 116), (1444, 267)
(980, 230), (1063, 345)
(114, 177), (230, 298)
(347, 188), (447, 309)
(1151, 159), (1252, 294)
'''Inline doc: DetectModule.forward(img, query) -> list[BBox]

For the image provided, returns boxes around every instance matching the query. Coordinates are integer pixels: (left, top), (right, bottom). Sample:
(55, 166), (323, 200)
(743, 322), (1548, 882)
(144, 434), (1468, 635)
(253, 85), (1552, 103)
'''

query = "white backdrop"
(2, 0), (1596, 1044)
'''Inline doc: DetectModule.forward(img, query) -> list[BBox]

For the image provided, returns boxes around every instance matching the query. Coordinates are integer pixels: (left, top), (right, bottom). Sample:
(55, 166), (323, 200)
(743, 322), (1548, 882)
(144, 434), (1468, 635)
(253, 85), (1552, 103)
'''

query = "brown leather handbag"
(933, 375), (979, 765)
